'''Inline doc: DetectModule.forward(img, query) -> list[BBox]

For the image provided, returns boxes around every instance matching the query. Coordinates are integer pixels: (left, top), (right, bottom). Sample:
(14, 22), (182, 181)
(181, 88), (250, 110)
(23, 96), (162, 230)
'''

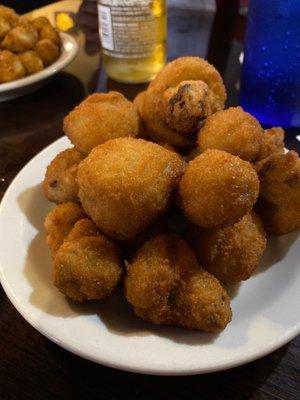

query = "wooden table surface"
(0, 2), (299, 399)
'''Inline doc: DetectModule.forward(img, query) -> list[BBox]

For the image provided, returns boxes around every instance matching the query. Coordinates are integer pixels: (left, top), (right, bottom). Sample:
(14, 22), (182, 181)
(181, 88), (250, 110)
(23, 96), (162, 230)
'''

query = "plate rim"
(0, 136), (299, 376)
(0, 32), (78, 92)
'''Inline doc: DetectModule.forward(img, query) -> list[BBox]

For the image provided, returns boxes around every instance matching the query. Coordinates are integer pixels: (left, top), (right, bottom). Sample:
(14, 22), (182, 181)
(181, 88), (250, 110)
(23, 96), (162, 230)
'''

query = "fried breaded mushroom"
(77, 138), (185, 240)
(43, 148), (84, 204)
(141, 57), (226, 147)
(2, 20), (38, 52)
(64, 92), (141, 155)
(0, 50), (26, 82)
(179, 149), (259, 229)
(35, 38), (59, 66)
(161, 80), (222, 135)
(186, 212), (267, 284)
(44, 202), (86, 255)
(0, 5), (19, 28)
(0, 16), (11, 40)
(53, 219), (122, 302)
(39, 24), (61, 47)
(256, 127), (285, 162)
(31, 16), (51, 31)
(19, 50), (43, 74)
(133, 90), (146, 116)
(256, 151), (300, 235)
(125, 235), (232, 332)
(198, 107), (264, 162)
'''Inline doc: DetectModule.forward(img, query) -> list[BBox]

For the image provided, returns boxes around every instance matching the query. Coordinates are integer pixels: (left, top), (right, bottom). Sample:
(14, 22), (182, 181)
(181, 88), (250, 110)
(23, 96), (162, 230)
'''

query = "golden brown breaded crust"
(257, 127), (285, 162)
(19, 50), (43, 74)
(179, 149), (259, 229)
(125, 235), (232, 332)
(149, 57), (226, 104)
(0, 5), (19, 28)
(186, 212), (267, 284)
(2, 20), (38, 52)
(35, 38), (59, 66)
(64, 218), (100, 242)
(63, 92), (140, 155)
(43, 148), (84, 204)
(141, 57), (226, 147)
(44, 202), (86, 255)
(31, 16), (51, 32)
(77, 138), (185, 240)
(133, 90), (146, 116)
(54, 234), (122, 302)
(0, 50), (25, 82)
(39, 24), (61, 47)
(198, 107), (264, 162)
(256, 151), (300, 235)
(0, 16), (11, 40)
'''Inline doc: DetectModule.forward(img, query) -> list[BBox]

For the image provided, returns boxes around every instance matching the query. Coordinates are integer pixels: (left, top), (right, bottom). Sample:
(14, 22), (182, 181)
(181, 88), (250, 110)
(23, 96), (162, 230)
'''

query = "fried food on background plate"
(125, 234), (232, 332)
(198, 107), (264, 162)
(1, 19), (38, 53)
(31, 16), (51, 31)
(256, 151), (300, 235)
(19, 50), (43, 74)
(53, 218), (122, 302)
(43, 148), (84, 204)
(179, 149), (259, 229)
(0, 16), (11, 40)
(256, 127), (285, 162)
(0, 50), (25, 82)
(140, 57), (226, 147)
(63, 92), (141, 155)
(44, 202), (86, 255)
(186, 211), (267, 284)
(0, 5), (19, 28)
(39, 24), (60, 47)
(77, 137), (185, 240)
(35, 38), (59, 66)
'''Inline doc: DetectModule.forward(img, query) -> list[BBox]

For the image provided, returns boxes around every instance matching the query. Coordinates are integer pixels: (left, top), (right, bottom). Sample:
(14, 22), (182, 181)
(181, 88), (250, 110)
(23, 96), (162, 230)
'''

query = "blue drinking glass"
(240, 0), (300, 129)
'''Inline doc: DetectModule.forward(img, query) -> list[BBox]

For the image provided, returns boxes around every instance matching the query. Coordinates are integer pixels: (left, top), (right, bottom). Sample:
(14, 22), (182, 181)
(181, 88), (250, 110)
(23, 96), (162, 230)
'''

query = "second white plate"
(0, 32), (78, 102)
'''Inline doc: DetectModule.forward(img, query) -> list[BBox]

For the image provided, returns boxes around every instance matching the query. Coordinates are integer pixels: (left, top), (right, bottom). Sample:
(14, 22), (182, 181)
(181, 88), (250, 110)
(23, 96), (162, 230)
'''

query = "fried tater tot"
(0, 16), (11, 40)
(44, 202), (86, 255)
(2, 20), (38, 52)
(0, 50), (26, 82)
(179, 149), (259, 229)
(125, 235), (232, 332)
(198, 107), (264, 162)
(77, 138), (185, 240)
(256, 127), (285, 162)
(19, 50), (43, 74)
(35, 38), (59, 66)
(186, 212), (267, 284)
(256, 151), (300, 235)
(31, 16), (51, 31)
(0, 5), (19, 27)
(141, 57), (226, 147)
(39, 24), (61, 47)
(43, 148), (84, 204)
(64, 92), (141, 155)
(53, 219), (122, 302)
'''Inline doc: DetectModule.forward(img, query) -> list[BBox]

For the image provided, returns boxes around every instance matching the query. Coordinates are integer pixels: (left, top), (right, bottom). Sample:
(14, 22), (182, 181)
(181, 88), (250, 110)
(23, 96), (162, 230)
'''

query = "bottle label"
(98, 0), (164, 59)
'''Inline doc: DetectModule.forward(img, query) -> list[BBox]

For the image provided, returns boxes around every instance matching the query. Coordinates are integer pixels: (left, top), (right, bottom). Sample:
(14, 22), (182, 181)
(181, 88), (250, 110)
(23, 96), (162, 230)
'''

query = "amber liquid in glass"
(98, 0), (167, 83)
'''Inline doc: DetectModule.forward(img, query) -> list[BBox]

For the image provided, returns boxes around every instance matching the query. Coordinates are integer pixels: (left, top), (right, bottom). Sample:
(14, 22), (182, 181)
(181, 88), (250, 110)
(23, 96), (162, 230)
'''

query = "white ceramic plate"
(0, 32), (78, 102)
(0, 136), (299, 376)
